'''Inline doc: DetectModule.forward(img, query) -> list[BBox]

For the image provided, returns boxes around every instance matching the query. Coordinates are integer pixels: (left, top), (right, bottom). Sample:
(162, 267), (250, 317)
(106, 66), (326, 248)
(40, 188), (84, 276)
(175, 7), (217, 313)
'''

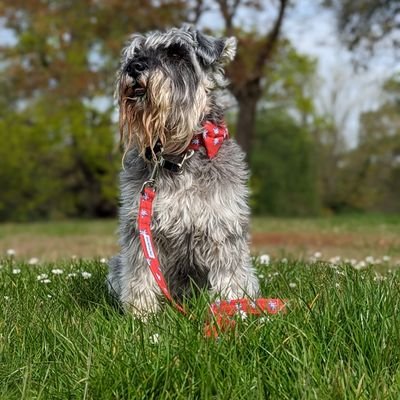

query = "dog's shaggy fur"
(108, 26), (259, 316)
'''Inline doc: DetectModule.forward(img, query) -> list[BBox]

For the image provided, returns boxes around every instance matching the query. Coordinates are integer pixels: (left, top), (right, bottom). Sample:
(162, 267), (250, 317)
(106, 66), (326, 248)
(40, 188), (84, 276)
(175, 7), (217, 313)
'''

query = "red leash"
(137, 122), (286, 336)
(138, 183), (286, 337)
(138, 186), (185, 314)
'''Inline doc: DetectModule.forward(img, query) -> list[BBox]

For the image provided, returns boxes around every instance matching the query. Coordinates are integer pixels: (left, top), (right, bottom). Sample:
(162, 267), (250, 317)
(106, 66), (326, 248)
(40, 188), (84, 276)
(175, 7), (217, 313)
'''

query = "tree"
(191, 0), (289, 157)
(251, 110), (319, 216)
(325, 0), (400, 61)
(0, 0), (187, 220)
(249, 43), (320, 216)
(337, 76), (400, 213)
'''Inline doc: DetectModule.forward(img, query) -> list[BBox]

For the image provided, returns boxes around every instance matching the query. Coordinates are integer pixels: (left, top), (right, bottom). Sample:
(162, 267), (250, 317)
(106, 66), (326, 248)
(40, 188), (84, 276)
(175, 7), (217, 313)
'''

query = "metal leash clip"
(176, 149), (195, 174)
(141, 155), (162, 194)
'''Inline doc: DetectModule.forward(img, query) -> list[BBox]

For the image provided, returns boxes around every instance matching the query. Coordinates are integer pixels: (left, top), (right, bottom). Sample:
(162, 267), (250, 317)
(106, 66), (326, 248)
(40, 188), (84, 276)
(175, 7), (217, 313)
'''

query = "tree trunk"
(232, 80), (262, 158)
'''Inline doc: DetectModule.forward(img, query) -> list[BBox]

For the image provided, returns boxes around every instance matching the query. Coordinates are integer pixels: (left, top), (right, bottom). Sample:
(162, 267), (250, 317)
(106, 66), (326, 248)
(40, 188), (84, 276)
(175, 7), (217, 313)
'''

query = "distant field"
(0, 214), (399, 261)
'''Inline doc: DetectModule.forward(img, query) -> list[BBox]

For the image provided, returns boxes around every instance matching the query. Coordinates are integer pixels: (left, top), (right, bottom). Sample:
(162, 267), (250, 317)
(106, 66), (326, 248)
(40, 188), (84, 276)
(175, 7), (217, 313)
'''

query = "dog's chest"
(150, 153), (248, 241)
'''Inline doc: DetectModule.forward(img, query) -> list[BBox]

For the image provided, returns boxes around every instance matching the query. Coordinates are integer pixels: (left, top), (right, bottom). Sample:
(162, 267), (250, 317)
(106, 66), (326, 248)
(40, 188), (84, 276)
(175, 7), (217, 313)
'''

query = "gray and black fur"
(108, 26), (259, 316)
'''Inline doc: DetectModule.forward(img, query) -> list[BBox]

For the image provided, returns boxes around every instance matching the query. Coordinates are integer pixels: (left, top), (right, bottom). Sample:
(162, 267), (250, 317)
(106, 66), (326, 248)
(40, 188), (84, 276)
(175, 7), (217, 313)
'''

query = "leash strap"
(138, 185), (287, 329)
(138, 186), (186, 314)
(137, 125), (287, 335)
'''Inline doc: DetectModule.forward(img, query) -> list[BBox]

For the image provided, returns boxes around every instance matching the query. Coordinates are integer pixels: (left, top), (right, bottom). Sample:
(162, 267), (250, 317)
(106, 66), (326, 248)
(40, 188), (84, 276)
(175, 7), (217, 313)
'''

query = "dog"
(108, 26), (259, 317)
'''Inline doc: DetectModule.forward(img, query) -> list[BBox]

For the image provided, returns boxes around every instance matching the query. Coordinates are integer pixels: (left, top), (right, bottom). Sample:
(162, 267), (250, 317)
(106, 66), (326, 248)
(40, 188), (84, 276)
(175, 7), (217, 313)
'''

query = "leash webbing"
(137, 121), (287, 336)
(138, 186), (186, 314)
(138, 184), (287, 336)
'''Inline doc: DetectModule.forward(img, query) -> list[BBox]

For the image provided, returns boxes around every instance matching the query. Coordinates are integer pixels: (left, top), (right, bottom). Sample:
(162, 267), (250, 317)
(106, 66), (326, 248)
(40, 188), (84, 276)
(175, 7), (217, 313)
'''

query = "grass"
(1, 258), (400, 399)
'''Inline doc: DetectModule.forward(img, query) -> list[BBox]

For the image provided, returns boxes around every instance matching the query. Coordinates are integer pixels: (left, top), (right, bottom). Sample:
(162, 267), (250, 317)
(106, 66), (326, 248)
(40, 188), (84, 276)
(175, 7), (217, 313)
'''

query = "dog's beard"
(119, 70), (207, 157)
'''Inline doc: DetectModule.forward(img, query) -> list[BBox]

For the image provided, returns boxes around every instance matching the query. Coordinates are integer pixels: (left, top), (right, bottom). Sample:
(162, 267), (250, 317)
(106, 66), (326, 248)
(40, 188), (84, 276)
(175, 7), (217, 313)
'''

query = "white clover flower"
(51, 269), (63, 275)
(67, 272), (77, 278)
(41, 279), (51, 284)
(329, 256), (341, 264)
(314, 252), (322, 259)
(281, 258), (288, 264)
(383, 255), (391, 262)
(335, 270), (345, 276)
(354, 261), (367, 270)
(7, 249), (16, 256)
(238, 310), (247, 320)
(149, 333), (160, 344)
(350, 259), (357, 266)
(365, 256), (374, 264)
(81, 272), (92, 279)
(28, 257), (39, 265)
(258, 274), (265, 279)
(259, 254), (270, 265)
(289, 282), (297, 288)
(12, 268), (21, 274)
(37, 273), (48, 281)
(100, 258), (107, 264)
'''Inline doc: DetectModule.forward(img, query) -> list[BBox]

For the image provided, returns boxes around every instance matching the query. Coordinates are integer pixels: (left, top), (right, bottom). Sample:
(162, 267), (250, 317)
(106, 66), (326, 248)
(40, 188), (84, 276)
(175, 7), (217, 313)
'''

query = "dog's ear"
(195, 31), (237, 67)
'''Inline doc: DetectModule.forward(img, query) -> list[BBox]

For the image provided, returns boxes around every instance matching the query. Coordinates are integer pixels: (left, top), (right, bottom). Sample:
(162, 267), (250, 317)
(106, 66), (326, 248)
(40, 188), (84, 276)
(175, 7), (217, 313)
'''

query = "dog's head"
(116, 26), (236, 156)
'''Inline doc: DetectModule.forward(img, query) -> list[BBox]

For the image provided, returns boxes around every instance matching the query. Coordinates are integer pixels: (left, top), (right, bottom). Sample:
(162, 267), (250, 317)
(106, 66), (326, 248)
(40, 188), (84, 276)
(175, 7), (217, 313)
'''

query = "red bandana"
(188, 121), (229, 159)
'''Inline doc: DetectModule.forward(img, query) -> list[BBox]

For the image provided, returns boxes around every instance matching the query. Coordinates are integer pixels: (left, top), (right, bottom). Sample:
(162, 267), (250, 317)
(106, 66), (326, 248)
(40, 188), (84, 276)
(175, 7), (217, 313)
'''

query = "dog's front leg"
(199, 237), (260, 300)
(118, 238), (162, 319)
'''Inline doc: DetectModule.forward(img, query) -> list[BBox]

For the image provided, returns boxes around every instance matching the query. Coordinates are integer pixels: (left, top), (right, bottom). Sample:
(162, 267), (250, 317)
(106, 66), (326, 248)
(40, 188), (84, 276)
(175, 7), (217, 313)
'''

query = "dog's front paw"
(121, 290), (161, 321)
(210, 274), (260, 300)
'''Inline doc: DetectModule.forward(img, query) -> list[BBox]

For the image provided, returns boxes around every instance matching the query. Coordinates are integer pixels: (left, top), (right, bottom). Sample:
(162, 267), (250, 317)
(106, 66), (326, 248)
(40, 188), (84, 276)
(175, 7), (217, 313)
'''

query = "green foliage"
(265, 39), (318, 122)
(0, 0), (186, 221)
(335, 75), (400, 213)
(0, 101), (119, 221)
(1, 258), (400, 398)
(250, 110), (320, 216)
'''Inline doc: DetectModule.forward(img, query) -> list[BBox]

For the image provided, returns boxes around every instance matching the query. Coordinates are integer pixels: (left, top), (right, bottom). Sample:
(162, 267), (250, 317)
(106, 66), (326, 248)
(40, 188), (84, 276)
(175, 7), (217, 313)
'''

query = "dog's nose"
(133, 61), (146, 72)
(126, 57), (148, 76)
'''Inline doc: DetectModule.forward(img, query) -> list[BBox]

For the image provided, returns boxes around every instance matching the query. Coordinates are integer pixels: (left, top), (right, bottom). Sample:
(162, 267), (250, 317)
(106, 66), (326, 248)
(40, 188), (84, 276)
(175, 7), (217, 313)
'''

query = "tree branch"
(216, 0), (242, 35)
(254, 0), (288, 75)
(189, 0), (205, 24)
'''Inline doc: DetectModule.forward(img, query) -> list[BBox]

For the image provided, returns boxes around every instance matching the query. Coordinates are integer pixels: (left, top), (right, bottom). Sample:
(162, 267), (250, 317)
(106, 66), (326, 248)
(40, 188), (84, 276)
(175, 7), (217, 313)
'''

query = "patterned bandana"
(188, 121), (229, 159)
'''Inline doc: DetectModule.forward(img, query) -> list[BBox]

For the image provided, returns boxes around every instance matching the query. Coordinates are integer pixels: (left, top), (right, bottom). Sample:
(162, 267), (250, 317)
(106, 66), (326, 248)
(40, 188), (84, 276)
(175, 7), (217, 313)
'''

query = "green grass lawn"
(1, 258), (400, 399)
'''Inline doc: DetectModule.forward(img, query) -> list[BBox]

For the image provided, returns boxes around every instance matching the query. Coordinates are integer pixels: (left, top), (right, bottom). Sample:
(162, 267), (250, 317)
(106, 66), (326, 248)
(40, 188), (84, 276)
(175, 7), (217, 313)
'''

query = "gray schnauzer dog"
(108, 26), (259, 317)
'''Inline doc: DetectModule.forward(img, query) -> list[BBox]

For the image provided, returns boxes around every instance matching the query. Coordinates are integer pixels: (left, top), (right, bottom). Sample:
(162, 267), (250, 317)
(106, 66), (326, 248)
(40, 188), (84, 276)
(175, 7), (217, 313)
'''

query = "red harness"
(138, 121), (286, 337)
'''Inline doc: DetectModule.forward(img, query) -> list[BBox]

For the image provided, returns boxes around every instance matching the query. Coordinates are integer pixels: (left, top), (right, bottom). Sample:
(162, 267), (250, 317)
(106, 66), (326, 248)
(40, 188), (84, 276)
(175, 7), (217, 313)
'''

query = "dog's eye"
(167, 44), (186, 59)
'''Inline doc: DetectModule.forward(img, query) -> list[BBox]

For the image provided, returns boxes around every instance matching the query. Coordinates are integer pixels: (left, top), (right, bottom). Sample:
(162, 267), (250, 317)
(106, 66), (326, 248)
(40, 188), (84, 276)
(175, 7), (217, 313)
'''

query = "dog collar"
(144, 121), (229, 173)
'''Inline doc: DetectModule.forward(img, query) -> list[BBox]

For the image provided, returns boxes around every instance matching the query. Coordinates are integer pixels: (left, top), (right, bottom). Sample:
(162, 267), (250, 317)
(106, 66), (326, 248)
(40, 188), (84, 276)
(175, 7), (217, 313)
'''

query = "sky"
(1, 1), (399, 148)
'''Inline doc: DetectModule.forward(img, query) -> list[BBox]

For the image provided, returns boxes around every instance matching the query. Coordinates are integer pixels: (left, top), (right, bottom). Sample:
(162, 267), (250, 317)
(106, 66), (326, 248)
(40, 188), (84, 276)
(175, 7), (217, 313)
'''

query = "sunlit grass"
(1, 258), (400, 399)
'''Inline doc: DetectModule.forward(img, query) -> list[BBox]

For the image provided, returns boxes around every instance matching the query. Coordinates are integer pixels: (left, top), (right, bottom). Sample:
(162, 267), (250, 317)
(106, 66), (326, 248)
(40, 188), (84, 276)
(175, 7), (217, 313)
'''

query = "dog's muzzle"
(131, 82), (146, 97)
